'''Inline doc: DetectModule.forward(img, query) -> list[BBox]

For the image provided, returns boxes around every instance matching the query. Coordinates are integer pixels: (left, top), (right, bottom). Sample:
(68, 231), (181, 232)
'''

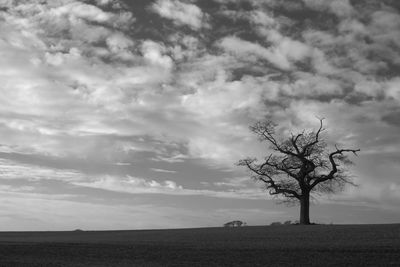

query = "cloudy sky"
(0, 0), (399, 230)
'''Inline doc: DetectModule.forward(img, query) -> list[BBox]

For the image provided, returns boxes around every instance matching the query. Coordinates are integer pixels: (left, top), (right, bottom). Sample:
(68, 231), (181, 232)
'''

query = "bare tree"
(237, 119), (360, 225)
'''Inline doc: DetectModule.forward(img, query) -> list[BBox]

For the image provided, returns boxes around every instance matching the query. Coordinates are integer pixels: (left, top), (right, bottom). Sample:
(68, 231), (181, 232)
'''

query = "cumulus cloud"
(151, 0), (208, 30)
(51, 1), (113, 23)
(141, 40), (174, 69)
(219, 36), (291, 69)
(0, 0), (176, 158)
(218, 34), (312, 71)
(386, 77), (400, 101)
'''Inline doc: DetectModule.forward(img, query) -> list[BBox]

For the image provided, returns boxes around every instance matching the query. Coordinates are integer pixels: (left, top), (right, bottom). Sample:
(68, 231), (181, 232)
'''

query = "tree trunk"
(299, 193), (311, 225)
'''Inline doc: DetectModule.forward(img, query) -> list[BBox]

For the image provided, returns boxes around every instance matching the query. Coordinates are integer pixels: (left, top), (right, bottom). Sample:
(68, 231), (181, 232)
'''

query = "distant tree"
(283, 220), (292, 225)
(238, 119), (359, 225)
(224, 220), (245, 227)
(270, 222), (282, 226)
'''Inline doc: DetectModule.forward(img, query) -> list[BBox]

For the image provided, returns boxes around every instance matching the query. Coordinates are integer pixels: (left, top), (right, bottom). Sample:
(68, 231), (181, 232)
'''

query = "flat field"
(0, 224), (399, 266)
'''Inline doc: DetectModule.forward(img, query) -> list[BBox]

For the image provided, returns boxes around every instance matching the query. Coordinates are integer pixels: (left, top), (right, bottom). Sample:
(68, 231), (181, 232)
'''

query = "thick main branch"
(310, 148), (360, 188)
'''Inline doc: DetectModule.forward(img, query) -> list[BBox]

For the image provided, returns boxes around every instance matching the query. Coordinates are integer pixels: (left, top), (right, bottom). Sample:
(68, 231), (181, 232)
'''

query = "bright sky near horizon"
(0, 0), (399, 230)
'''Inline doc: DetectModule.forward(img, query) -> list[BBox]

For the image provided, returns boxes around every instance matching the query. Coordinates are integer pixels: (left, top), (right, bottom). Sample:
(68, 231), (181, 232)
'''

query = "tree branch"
(250, 122), (299, 158)
(265, 157), (299, 180)
(238, 158), (300, 199)
(310, 147), (360, 188)
(290, 132), (303, 154)
(300, 118), (324, 155)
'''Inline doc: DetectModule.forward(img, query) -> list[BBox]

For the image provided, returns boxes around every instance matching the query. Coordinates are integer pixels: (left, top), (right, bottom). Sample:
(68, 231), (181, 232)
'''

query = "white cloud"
(218, 32), (312, 71)
(303, 0), (354, 17)
(0, 158), (84, 182)
(141, 40), (174, 70)
(168, 34), (202, 61)
(151, 168), (177, 173)
(283, 72), (344, 96)
(0, 158), (261, 201)
(0, 0), (178, 158)
(368, 10), (400, 54)
(353, 79), (382, 98)
(114, 162), (132, 166)
(51, 1), (112, 23)
(106, 32), (134, 53)
(152, 0), (208, 30)
(385, 77), (400, 101)
(329, 0), (354, 17)
(75, 175), (183, 193)
(249, 10), (276, 27)
(95, 0), (113, 6)
(181, 72), (276, 118)
(218, 36), (291, 69)
(151, 154), (189, 163)
(214, 176), (251, 188)
(73, 174), (266, 200)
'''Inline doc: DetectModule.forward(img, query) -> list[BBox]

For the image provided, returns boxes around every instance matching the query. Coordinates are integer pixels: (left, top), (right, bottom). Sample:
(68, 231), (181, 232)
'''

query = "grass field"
(0, 224), (399, 266)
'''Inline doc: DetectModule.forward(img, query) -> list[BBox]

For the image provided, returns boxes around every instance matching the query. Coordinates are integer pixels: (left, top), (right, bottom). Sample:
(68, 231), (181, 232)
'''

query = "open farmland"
(0, 224), (399, 267)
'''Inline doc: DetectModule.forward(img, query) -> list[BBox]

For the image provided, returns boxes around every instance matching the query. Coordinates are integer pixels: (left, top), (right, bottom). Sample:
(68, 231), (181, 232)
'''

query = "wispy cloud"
(151, 168), (177, 173)
(73, 174), (266, 200)
(0, 159), (84, 182)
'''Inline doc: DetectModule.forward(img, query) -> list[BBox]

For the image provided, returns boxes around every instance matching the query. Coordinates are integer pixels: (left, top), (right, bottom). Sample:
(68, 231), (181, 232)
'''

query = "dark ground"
(0, 224), (399, 266)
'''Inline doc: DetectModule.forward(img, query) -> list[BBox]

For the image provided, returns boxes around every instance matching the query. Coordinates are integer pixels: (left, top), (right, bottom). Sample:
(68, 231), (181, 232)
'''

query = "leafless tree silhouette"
(237, 119), (360, 225)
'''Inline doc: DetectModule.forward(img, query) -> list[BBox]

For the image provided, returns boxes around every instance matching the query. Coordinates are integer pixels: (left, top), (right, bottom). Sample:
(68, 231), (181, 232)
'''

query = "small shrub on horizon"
(270, 222), (282, 226)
